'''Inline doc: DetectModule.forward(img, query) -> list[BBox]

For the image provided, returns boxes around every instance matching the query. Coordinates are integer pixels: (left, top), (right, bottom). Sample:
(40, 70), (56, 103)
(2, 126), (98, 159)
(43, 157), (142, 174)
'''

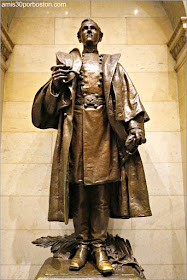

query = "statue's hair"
(77, 18), (103, 43)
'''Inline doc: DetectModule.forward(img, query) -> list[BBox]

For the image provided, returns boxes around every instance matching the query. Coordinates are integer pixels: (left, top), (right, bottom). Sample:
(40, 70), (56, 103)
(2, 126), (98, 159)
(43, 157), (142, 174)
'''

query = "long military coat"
(32, 48), (152, 224)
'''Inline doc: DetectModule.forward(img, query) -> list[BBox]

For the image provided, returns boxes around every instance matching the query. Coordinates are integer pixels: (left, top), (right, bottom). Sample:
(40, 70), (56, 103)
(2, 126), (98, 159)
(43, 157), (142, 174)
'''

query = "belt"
(75, 94), (105, 109)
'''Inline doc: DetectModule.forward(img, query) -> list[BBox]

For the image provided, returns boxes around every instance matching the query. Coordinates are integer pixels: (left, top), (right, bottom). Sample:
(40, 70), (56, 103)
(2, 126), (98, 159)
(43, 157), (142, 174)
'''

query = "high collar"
(82, 48), (99, 54)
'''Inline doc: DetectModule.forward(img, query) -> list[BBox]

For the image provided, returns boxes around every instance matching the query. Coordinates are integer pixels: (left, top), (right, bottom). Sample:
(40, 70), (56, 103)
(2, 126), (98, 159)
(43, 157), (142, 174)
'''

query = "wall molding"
(1, 23), (14, 72)
(167, 17), (187, 72)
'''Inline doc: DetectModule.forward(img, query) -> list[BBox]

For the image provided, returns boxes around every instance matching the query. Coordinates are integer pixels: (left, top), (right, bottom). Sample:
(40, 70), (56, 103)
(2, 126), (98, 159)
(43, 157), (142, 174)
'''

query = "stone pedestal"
(35, 258), (144, 279)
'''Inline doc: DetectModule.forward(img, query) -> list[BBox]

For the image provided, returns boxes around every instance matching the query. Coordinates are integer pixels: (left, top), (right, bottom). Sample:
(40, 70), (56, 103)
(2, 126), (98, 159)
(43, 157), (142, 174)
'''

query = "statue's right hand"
(51, 65), (71, 92)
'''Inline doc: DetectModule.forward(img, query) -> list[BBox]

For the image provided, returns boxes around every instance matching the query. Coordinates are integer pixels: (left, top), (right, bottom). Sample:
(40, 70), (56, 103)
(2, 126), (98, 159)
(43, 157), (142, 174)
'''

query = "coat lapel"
(102, 53), (121, 102)
(70, 48), (82, 74)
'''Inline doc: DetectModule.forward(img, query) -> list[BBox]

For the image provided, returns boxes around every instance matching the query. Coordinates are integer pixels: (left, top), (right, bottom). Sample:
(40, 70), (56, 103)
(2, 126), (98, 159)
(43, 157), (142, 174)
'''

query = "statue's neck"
(82, 46), (99, 54)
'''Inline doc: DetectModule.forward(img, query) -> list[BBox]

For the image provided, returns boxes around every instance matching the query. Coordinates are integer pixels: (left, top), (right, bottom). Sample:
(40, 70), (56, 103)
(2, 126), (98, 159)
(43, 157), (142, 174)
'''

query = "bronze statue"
(32, 19), (152, 275)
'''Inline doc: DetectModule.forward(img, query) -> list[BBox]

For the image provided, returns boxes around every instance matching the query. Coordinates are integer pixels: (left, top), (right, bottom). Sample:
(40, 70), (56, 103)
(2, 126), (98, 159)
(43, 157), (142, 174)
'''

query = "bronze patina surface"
(35, 258), (143, 279)
(32, 18), (152, 275)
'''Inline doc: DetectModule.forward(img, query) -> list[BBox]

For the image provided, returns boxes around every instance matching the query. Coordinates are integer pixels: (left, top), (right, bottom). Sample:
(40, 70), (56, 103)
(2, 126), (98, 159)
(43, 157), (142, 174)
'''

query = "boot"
(93, 246), (113, 274)
(69, 244), (88, 270)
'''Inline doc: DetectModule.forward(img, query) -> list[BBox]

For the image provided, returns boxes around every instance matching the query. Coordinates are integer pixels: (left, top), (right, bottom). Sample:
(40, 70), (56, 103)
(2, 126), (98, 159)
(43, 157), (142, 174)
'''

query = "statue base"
(35, 257), (144, 279)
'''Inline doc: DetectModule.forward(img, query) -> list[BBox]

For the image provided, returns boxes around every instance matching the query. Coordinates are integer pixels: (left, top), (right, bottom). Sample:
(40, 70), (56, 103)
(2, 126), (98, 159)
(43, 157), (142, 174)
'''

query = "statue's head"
(77, 19), (103, 46)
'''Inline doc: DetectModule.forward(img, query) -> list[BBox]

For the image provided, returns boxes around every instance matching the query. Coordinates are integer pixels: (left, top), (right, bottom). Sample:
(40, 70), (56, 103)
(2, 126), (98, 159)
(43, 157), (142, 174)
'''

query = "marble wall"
(177, 60), (186, 227)
(177, 61), (186, 187)
(1, 1), (186, 279)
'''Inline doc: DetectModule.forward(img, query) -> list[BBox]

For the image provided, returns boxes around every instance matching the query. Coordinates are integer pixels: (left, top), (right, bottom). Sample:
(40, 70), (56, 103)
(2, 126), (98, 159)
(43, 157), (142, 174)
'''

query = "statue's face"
(79, 21), (101, 46)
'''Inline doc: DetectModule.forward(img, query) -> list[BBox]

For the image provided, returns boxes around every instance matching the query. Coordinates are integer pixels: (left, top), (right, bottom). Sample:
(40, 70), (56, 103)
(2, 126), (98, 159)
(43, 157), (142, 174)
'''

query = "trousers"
(71, 184), (110, 245)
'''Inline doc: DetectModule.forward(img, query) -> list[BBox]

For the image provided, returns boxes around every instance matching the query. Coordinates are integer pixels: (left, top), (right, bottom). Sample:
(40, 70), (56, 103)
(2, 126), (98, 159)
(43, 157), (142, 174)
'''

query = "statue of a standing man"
(32, 19), (152, 274)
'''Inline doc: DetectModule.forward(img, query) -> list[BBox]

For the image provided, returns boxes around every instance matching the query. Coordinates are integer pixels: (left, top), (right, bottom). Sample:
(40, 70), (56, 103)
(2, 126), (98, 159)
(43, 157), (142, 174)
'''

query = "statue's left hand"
(128, 128), (146, 146)
(125, 128), (146, 155)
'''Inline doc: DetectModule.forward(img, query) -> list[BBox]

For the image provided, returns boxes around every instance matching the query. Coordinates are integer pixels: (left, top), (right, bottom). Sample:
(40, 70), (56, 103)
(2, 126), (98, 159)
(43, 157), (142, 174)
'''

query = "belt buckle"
(84, 94), (98, 109)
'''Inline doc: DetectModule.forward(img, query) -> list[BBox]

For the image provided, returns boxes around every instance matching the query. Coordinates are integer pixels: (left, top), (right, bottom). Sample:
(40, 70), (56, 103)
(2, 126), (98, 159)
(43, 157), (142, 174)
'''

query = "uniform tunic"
(69, 53), (120, 185)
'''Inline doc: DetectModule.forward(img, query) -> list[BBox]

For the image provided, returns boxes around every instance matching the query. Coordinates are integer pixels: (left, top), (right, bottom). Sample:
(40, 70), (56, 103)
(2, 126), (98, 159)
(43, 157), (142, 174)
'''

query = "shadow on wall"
(161, 0), (187, 28)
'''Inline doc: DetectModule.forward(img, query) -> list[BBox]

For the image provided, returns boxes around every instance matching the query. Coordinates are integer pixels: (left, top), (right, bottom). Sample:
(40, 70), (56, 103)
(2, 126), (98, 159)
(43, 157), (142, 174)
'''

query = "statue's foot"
(69, 244), (88, 271)
(93, 246), (113, 274)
